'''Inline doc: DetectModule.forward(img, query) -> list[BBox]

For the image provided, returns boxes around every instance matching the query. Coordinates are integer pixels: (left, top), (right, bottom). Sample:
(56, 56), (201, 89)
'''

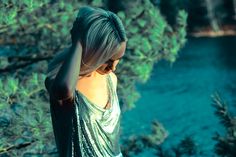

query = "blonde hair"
(46, 6), (127, 80)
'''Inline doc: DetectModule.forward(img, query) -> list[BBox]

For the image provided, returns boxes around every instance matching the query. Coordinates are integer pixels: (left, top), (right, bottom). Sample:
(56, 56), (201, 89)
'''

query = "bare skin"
(76, 42), (126, 109)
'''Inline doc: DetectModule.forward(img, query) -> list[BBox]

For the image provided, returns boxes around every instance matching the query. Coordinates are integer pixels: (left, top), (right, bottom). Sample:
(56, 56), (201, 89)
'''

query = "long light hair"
(46, 6), (127, 80)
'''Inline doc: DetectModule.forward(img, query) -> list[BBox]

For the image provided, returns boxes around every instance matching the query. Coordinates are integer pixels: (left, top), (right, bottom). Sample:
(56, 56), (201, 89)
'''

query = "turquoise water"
(121, 36), (236, 156)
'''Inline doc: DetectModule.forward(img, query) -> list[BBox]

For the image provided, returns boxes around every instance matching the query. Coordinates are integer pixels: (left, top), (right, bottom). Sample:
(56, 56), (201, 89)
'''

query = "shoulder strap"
(107, 73), (115, 93)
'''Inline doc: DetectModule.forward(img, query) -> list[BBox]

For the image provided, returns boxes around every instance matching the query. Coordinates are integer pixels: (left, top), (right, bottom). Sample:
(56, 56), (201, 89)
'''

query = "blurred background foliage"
(2, 0), (234, 156)
(0, 0), (187, 109)
(157, 0), (236, 33)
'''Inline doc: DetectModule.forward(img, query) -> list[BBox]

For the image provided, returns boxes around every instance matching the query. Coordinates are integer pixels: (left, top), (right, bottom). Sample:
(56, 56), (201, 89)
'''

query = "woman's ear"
(101, 63), (112, 71)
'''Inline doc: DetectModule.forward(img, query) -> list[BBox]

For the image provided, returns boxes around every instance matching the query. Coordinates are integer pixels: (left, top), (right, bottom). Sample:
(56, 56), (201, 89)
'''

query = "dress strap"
(106, 73), (115, 94)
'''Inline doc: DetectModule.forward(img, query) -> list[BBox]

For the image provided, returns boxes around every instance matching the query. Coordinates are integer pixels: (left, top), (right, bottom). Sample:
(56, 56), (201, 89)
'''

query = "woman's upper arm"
(45, 76), (74, 106)
(45, 43), (82, 106)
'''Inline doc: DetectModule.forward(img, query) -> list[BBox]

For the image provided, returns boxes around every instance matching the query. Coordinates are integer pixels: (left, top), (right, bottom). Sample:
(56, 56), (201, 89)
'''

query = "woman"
(44, 6), (127, 157)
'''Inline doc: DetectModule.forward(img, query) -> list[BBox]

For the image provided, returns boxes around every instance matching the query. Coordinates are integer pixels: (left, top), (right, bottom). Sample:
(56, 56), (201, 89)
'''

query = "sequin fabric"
(72, 73), (123, 157)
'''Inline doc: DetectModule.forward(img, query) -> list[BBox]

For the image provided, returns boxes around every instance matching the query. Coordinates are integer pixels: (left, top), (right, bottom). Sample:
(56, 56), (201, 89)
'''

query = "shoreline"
(188, 25), (236, 37)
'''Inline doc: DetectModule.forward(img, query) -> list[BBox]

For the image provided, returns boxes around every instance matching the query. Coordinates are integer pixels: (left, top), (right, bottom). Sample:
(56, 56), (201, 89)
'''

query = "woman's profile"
(44, 6), (127, 157)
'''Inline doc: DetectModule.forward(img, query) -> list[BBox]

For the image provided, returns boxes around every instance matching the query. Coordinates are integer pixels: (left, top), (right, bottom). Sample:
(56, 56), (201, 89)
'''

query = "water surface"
(121, 36), (236, 156)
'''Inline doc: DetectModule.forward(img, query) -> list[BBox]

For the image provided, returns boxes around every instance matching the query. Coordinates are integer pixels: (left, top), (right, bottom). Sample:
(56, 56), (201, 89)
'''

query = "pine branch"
(0, 139), (37, 154)
(212, 92), (236, 157)
(211, 92), (234, 129)
(0, 55), (52, 73)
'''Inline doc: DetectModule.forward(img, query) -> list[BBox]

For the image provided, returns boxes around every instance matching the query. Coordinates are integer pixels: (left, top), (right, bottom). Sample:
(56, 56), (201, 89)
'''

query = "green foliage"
(212, 92), (236, 157)
(121, 120), (168, 157)
(0, 0), (91, 52)
(0, 73), (55, 156)
(159, 0), (189, 25)
(115, 0), (187, 109)
(154, 135), (202, 157)
(121, 125), (203, 157)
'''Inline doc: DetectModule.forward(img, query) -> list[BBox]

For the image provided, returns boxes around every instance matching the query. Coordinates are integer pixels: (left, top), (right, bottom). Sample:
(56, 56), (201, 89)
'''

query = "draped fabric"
(50, 73), (122, 157)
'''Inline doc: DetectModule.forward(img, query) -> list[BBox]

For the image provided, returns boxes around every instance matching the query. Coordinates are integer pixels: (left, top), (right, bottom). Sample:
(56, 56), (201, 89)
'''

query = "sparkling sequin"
(72, 73), (123, 157)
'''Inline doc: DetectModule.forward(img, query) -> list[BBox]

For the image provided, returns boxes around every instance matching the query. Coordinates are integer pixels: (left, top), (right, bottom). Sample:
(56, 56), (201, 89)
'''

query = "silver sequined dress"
(71, 73), (123, 157)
